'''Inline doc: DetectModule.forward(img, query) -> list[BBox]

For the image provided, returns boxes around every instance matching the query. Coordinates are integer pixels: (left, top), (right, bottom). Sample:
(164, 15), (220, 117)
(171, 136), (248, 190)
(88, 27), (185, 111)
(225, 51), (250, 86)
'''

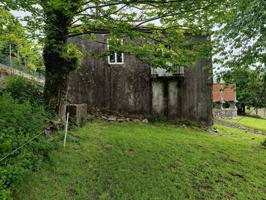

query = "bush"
(0, 76), (53, 199)
(262, 139), (266, 148)
(0, 75), (44, 105)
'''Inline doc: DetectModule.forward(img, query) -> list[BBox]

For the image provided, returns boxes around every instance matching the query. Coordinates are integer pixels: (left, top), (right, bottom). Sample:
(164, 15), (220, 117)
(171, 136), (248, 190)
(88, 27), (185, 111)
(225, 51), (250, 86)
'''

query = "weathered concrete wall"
(151, 79), (183, 118)
(152, 80), (165, 115)
(181, 59), (213, 125)
(68, 35), (151, 117)
(150, 60), (213, 125)
(68, 34), (213, 125)
(168, 80), (180, 117)
(67, 104), (88, 125)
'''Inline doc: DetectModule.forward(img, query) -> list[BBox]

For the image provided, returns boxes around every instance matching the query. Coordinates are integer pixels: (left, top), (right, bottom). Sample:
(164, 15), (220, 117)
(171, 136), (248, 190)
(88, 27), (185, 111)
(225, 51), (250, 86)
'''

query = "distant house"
(212, 83), (237, 118)
(67, 34), (213, 125)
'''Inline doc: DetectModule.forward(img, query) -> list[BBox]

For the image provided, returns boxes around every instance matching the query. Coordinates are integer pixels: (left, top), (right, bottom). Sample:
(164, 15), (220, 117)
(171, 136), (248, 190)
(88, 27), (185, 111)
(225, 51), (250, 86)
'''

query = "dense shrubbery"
(0, 76), (53, 199)
(262, 139), (266, 148)
(0, 76), (43, 105)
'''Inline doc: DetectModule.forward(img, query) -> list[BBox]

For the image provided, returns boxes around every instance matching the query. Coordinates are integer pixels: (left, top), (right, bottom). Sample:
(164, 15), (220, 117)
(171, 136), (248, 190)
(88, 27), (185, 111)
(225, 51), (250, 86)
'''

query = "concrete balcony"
(151, 66), (184, 78)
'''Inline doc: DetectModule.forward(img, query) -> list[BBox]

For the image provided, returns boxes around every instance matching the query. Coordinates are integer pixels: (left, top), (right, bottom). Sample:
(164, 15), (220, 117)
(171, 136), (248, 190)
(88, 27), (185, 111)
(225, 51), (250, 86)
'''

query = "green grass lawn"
(16, 120), (266, 200)
(223, 116), (266, 131)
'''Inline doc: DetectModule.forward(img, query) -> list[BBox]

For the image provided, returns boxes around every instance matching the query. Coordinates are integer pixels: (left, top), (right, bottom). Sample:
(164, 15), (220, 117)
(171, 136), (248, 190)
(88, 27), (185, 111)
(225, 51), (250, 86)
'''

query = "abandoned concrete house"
(67, 34), (213, 125)
(212, 83), (237, 118)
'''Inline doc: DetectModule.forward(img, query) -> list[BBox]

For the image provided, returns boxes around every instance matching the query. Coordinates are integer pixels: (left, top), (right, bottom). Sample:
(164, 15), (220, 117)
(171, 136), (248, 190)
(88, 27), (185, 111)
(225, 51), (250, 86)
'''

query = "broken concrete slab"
(66, 104), (88, 126)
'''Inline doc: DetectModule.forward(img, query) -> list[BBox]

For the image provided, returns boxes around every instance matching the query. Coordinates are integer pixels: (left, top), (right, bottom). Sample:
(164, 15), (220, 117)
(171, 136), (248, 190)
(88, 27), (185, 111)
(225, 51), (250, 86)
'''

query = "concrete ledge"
(66, 104), (88, 126)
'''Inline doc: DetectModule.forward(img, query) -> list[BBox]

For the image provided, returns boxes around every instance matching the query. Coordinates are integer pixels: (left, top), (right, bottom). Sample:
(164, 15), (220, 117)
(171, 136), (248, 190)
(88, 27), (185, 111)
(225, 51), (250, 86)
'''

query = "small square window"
(107, 39), (124, 64)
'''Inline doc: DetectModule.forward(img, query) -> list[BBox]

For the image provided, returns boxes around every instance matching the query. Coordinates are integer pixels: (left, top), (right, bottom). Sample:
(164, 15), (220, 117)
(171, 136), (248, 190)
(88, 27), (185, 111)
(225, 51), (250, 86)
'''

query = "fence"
(0, 53), (45, 80)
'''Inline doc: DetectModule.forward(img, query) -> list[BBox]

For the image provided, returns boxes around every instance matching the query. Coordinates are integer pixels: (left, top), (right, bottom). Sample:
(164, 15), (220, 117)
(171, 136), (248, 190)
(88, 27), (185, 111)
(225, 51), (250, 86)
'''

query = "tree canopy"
(16, 0), (221, 66)
(3, 0), (221, 113)
(219, 66), (266, 113)
(214, 0), (266, 68)
(1, 0), (265, 114)
(0, 6), (44, 72)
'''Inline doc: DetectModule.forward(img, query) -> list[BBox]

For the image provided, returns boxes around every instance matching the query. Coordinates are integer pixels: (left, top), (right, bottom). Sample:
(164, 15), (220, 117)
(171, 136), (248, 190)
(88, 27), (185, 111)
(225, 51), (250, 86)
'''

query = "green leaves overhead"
(214, 0), (266, 67)
(5, 0), (222, 70)
(0, 7), (44, 71)
(219, 66), (266, 110)
(5, 0), (264, 110)
(2, 0), (265, 69)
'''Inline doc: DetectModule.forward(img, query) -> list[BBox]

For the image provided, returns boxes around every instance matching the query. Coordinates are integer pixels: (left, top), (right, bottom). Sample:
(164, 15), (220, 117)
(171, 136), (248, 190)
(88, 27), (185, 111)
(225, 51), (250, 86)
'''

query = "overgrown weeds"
(0, 75), (54, 199)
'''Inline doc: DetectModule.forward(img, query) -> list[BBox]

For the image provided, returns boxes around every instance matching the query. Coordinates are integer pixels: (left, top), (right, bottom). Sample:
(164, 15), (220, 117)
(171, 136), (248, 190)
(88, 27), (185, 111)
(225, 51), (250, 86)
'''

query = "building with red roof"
(212, 83), (237, 118)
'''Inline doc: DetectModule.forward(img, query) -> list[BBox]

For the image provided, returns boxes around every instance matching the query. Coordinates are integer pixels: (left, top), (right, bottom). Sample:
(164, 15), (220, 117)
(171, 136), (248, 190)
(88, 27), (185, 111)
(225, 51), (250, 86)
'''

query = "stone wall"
(246, 108), (266, 119)
(181, 59), (213, 124)
(213, 109), (238, 119)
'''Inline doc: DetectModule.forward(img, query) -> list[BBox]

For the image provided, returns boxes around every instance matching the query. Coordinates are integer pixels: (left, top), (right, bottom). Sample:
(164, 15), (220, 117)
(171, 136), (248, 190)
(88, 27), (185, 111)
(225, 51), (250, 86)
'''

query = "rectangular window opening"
(107, 39), (124, 64)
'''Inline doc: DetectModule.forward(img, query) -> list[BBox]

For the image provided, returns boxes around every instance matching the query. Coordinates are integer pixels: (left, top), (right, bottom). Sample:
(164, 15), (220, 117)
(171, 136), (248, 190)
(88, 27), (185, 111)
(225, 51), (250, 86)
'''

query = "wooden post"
(63, 112), (70, 148)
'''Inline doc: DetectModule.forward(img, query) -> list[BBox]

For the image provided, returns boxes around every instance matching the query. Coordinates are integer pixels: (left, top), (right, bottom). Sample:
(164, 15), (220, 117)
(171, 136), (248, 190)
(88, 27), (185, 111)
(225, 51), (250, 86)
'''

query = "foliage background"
(0, 76), (53, 200)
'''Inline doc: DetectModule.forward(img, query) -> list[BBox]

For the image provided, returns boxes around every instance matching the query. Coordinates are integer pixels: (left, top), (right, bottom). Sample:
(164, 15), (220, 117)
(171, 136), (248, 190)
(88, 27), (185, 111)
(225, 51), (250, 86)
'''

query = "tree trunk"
(237, 103), (245, 115)
(40, 1), (83, 117)
(43, 63), (69, 116)
(242, 104), (245, 114)
(43, 37), (70, 116)
(42, 13), (71, 116)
